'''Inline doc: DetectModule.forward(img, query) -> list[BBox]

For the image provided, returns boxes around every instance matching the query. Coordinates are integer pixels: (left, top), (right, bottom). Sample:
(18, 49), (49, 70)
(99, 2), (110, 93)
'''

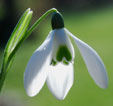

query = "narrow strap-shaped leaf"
(0, 8), (33, 92)
(2, 8), (33, 71)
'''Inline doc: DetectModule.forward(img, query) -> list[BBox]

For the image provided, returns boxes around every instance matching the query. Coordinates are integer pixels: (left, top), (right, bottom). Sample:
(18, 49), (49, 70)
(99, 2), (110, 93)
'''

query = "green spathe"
(51, 59), (57, 66)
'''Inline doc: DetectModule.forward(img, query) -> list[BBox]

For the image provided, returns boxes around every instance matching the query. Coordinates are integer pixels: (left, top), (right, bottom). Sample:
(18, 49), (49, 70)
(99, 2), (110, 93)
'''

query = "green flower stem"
(0, 58), (14, 92)
(25, 8), (58, 40)
(0, 8), (58, 93)
(8, 8), (58, 64)
(7, 8), (59, 69)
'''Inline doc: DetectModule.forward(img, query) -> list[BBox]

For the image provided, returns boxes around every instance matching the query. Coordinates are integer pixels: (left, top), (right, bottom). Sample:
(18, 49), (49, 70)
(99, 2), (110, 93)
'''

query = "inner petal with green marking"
(51, 45), (72, 66)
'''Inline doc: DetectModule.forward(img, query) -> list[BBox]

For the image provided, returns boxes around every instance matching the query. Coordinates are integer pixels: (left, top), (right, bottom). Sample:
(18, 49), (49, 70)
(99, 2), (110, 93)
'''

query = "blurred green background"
(0, 0), (113, 106)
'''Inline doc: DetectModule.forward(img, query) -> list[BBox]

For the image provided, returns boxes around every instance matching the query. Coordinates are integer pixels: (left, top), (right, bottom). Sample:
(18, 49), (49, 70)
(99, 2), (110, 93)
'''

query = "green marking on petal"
(56, 45), (72, 62)
(63, 60), (69, 65)
(51, 59), (57, 66)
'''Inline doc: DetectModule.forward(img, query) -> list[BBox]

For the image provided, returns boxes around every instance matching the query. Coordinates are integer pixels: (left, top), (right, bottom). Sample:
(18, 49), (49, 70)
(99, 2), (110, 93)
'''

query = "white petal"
(46, 63), (74, 100)
(65, 28), (108, 88)
(52, 28), (75, 60)
(24, 30), (55, 97)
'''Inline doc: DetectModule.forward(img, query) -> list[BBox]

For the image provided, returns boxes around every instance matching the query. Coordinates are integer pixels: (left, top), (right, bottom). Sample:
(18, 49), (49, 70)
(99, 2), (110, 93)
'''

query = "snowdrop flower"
(24, 12), (108, 100)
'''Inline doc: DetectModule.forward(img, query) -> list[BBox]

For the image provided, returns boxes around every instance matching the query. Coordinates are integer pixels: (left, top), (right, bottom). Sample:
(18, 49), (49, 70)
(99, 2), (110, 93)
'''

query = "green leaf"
(0, 8), (32, 92)
(2, 8), (33, 71)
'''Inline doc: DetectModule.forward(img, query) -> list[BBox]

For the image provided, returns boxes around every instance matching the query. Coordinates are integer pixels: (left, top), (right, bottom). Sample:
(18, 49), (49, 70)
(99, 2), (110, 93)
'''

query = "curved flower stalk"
(24, 13), (108, 100)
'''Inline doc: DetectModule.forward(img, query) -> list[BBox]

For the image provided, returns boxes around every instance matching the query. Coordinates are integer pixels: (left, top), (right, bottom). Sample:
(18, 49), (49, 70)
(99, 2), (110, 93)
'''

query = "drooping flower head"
(24, 12), (108, 100)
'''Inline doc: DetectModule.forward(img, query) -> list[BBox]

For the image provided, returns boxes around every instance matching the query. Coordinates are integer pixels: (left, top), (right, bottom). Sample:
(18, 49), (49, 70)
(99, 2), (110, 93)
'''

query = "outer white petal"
(24, 30), (55, 97)
(65, 28), (108, 88)
(52, 28), (75, 60)
(46, 63), (74, 100)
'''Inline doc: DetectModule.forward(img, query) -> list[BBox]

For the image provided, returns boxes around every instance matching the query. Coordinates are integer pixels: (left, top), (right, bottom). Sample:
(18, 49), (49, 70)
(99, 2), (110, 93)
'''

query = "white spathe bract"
(24, 28), (108, 100)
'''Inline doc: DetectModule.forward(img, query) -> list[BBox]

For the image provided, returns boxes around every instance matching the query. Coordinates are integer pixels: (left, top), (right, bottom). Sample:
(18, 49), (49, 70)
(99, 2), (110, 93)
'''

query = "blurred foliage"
(0, 0), (17, 46)
(55, 0), (113, 10)
(0, 6), (113, 106)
